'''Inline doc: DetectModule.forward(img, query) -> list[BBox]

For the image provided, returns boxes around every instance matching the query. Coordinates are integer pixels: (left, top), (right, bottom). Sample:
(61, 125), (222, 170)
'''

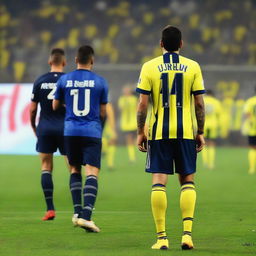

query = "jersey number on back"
(47, 87), (57, 100)
(70, 89), (90, 116)
(160, 73), (183, 108)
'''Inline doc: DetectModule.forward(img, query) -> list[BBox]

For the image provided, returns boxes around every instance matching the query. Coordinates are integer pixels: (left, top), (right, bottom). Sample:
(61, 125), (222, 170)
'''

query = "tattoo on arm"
(137, 108), (147, 134)
(195, 101), (205, 134)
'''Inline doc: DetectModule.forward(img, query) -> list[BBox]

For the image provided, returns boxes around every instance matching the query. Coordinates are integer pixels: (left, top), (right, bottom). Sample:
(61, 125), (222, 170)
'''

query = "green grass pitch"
(0, 147), (256, 256)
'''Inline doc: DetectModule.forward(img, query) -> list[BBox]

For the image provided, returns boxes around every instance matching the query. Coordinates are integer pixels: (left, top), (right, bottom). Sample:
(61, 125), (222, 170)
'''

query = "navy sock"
(41, 170), (54, 211)
(81, 175), (98, 220)
(69, 173), (82, 214)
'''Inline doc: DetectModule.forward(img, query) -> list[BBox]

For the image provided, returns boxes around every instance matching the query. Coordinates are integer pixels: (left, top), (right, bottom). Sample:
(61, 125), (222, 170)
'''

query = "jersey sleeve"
(31, 79), (40, 102)
(100, 78), (108, 104)
(136, 63), (151, 95)
(54, 76), (64, 101)
(191, 63), (205, 95)
(243, 100), (251, 114)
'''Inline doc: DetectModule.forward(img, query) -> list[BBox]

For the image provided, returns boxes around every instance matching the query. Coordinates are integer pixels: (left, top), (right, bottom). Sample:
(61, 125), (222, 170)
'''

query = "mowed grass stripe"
(0, 147), (256, 256)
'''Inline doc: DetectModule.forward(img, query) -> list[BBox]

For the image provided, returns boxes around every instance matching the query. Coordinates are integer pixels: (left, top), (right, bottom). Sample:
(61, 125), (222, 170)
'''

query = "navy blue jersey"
(31, 72), (65, 136)
(54, 69), (108, 138)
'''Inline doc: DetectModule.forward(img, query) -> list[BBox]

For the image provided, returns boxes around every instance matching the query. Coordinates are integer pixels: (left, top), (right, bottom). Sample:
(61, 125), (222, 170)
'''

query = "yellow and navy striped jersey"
(136, 53), (205, 140)
(243, 96), (256, 136)
(204, 95), (222, 129)
(118, 95), (138, 131)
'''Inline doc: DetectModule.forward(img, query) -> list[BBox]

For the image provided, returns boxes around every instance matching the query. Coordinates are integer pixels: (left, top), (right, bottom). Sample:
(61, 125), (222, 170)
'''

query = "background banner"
(0, 84), (37, 155)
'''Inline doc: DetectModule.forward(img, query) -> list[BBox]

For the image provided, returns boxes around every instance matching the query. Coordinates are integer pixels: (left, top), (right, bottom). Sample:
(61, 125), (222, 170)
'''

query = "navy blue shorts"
(36, 135), (66, 155)
(64, 136), (102, 168)
(146, 139), (197, 175)
(248, 136), (256, 146)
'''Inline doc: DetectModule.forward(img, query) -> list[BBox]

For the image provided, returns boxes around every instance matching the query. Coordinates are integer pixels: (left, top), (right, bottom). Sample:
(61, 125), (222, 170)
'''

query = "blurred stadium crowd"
(0, 0), (256, 82)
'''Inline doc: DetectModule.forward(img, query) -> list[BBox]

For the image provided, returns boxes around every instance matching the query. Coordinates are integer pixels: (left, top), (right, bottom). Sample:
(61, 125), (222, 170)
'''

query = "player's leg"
(77, 137), (102, 232)
(146, 140), (173, 250)
(36, 135), (58, 220)
(179, 174), (196, 250)
(126, 132), (136, 162)
(69, 164), (82, 225)
(248, 137), (256, 174)
(175, 139), (197, 250)
(151, 173), (169, 250)
(64, 136), (83, 223)
(40, 153), (55, 220)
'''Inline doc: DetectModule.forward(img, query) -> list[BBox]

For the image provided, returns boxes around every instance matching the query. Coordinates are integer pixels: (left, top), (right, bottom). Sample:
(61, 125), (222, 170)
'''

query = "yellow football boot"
(151, 239), (169, 250)
(181, 234), (194, 250)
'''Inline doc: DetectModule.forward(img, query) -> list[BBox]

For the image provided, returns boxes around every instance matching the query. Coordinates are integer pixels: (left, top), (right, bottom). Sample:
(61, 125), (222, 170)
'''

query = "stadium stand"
(0, 0), (256, 82)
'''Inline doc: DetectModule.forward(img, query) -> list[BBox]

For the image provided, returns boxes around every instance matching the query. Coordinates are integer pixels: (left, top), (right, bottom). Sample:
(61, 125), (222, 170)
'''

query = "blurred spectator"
(0, 0), (255, 82)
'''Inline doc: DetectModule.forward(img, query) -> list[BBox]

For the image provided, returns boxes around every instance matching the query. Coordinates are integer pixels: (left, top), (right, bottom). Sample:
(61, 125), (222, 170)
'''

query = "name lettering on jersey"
(41, 83), (56, 89)
(66, 80), (95, 88)
(157, 63), (188, 73)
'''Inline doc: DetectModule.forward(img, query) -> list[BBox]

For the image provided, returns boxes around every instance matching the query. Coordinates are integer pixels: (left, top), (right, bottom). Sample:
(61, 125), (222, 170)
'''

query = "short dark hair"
(161, 25), (182, 52)
(77, 45), (94, 64)
(50, 48), (65, 65)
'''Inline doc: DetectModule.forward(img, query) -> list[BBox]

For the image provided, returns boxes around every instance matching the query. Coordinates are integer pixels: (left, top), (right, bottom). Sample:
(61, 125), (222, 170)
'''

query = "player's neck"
(77, 64), (92, 71)
(50, 66), (63, 73)
(162, 49), (180, 55)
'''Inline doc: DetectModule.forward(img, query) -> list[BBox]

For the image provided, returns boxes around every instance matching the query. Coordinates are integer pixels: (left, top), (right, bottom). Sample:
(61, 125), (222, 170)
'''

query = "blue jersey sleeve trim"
(136, 88), (151, 95)
(192, 90), (206, 95)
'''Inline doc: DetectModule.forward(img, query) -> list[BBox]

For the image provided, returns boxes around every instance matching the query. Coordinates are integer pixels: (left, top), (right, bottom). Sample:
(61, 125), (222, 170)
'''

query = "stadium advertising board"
(0, 84), (37, 154)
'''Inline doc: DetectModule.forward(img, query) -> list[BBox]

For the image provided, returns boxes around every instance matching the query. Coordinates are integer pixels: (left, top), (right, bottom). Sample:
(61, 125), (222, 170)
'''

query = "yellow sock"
(180, 182), (196, 235)
(208, 146), (215, 169)
(248, 149), (256, 174)
(151, 184), (167, 239)
(107, 145), (116, 168)
(127, 145), (136, 162)
(202, 146), (208, 167)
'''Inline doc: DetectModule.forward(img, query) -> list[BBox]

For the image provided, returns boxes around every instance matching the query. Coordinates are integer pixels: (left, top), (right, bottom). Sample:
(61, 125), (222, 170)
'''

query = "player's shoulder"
(33, 72), (51, 86)
(246, 96), (256, 104)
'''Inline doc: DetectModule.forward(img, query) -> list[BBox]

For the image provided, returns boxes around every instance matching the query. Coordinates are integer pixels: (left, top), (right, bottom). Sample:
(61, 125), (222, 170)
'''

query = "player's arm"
(194, 94), (205, 152)
(53, 77), (64, 110)
(136, 63), (151, 152)
(52, 99), (61, 110)
(30, 101), (38, 136)
(100, 104), (107, 123)
(137, 94), (149, 152)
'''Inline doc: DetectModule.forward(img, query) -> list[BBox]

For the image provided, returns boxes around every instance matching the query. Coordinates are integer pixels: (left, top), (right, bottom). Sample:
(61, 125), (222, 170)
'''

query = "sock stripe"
(42, 171), (52, 175)
(157, 231), (166, 235)
(87, 175), (97, 180)
(83, 193), (96, 198)
(183, 231), (192, 236)
(83, 206), (93, 211)
(152, 189), (166, 192)
(74, 204), (82, 207)
(181, 181), (195, 186)
(158, 236), (167, 240)
(70, 187), (82, 191)
(45, 196), (53, 199)
(85, 185), (97, 190)
(183, 217), (194, 221)
(181, 187), (195, 192)
(152, 183), (166, 188)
